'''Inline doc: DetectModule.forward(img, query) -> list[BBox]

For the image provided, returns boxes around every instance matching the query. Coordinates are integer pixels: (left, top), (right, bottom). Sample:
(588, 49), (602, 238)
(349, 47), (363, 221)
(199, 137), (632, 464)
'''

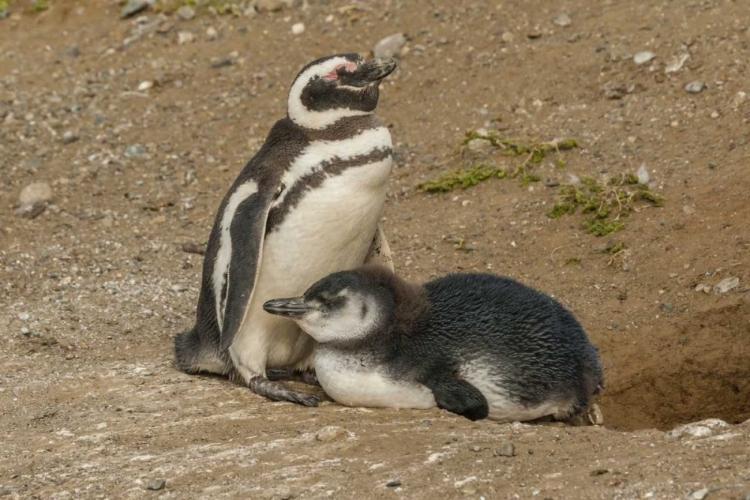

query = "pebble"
(501, 31), (514, 43)
(682, 205), (695, 215)
(637, 164), (649, 184)
(177, 30), (195, 44)
(61, 130), (79, 144)
(120, 0), (151, 18)
(714, 277), (739, 294)
(466, 138), (493, 154)
(65, 45), (81, 58)
(315, 426), (348, 442)
(137, 80), (153, 91)
(690, 488), (709, 500)
(18, 312), (31, 321)
(470, 445), (481, 452)
(175, 5), (195, 20)
(206, 26), (219, 40)
(385, 480), (401, 488)
(256, 0), (295, 13)
(710, 111), (719, 119)
(665, 53), (690, 73)
(684, 81), (706, 94)
(633, 51), (656, 65)
(551, 13), (572, 27)
(146, 479), (166, 491)
(730, 91), (747, 109)
(373, 33), (407, 58)
(291, 22), (305, 35)
(494, 442), (515, 457)
(694, 284), (710, 294)
(125, 144), (148, 158)
(660, 302), (674, 313)
(171, 284), (188, 293)
(19, 182), (53, 206)
(666, 419), (728, 440)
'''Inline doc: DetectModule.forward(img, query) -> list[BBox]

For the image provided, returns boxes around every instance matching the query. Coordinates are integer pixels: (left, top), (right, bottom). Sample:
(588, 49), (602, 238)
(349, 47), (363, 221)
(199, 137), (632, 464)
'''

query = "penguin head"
(287, 53), (397, 130)
(263, 269), (391, 344)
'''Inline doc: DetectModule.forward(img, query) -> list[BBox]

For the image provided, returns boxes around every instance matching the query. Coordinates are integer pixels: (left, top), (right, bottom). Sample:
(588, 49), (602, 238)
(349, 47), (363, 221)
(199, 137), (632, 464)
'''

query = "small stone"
(590, 469), (610, 476)
(633, 51), (656, 65)
(668, 273), (678, 278)
(466, 138), (493, 154)
(138, 80), (153, 91)
(685, 81), (706, 94)
(660, 302), (674, 313)
(682, 205), (695, 215)
(637, 164), (649, 184)
(666, 419), (728, 440)
(256, 0), (286, 13)
(501, 31), (514, 43)
(146, 479), (166, 491)
(420, 419), (431, 427)
(120, 0), (151, 18)
(211, 58), (234, 69)
(19, 182), (53, 206)
(494, 442), (515, 457)
(373, 33), (407, 58)
(665, 53), (690, 73)
(551, 13), (571, 27)
(175, 5), (195, 20)
(730, 91), (747, 109)
(710, 111), (719, 119)
(690, 488), (709, 500)
(171, 284), (188, 293)
(65, 45), (81, 58)
(125, 144), (148, 158)
(177, 30), (195, 44)
(18, 312), (31, 321)
(291, 22), (305, 35)
(206, 26), (219, 40)
(315, 426), (348, 442)
(470, 445), (481, 452)
(385, 480), (401, 488)
(714, 277), (739, 294)
(61, 130), (79, 144)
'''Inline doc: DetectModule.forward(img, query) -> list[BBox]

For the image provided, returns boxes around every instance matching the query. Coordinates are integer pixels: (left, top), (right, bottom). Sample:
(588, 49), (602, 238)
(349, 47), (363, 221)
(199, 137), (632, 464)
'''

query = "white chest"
(314, 348), (437, 409)
(259, 147), (391, 298)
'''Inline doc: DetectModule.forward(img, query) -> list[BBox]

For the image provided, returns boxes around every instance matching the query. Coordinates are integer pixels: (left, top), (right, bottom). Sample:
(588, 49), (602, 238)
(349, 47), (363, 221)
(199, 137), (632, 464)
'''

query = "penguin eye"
(322, 62), (357, 81)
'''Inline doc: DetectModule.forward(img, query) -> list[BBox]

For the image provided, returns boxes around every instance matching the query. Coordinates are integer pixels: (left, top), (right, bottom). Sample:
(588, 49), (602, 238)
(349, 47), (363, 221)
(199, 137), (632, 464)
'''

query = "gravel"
(685, 81), (706, 94)
(552, 13), (572, 27)
(120, 0), (151, 19)
(633, 51), (656, 65)
(495, 442), (515, 457)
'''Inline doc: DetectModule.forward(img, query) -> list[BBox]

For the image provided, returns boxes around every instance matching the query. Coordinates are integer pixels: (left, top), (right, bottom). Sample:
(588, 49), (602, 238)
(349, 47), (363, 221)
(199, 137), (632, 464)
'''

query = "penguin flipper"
(364, 223), (394, 271)
(422, 376), (489, 421)
(218, 187), (274, 351)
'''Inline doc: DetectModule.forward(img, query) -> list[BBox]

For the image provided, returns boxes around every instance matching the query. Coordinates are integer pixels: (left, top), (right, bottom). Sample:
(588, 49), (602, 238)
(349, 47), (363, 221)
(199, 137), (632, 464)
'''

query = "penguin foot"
(265, 368), (320, 387)
(249, 376), (320, 407)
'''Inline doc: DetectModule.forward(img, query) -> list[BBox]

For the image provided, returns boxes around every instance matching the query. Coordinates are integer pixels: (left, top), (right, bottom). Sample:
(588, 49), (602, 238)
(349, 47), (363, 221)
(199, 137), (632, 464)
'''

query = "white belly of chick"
(315, 348), (437, 409)
(460, 358), (575, 422)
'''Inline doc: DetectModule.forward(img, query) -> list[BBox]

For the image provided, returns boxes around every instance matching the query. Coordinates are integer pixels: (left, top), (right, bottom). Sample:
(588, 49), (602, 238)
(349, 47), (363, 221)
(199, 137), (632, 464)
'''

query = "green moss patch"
(547, 174), (664, 236)
(418, 163), (506, 192)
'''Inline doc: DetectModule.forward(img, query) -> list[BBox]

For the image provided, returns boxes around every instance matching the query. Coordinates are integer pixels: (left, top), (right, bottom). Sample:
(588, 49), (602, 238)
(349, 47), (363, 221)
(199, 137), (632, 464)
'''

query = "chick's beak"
(339, 56), (397, 87)
(263, 297), (310, 318)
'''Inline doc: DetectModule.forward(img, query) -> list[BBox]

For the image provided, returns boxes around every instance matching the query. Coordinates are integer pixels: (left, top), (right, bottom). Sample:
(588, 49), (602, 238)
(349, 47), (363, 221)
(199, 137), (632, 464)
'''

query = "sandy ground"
(1, 0), (749, 498)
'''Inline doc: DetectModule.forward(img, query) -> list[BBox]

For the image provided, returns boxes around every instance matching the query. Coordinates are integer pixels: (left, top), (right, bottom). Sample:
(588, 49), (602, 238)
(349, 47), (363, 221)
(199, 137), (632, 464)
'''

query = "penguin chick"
(263, 265), (604, 422)
(174, 54), (397, 407)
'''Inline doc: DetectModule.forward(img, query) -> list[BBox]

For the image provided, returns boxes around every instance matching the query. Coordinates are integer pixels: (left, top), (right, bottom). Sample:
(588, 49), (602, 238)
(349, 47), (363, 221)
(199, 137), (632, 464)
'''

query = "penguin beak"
(338, 57), (397, 87)
(263, 297), (310, 318)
